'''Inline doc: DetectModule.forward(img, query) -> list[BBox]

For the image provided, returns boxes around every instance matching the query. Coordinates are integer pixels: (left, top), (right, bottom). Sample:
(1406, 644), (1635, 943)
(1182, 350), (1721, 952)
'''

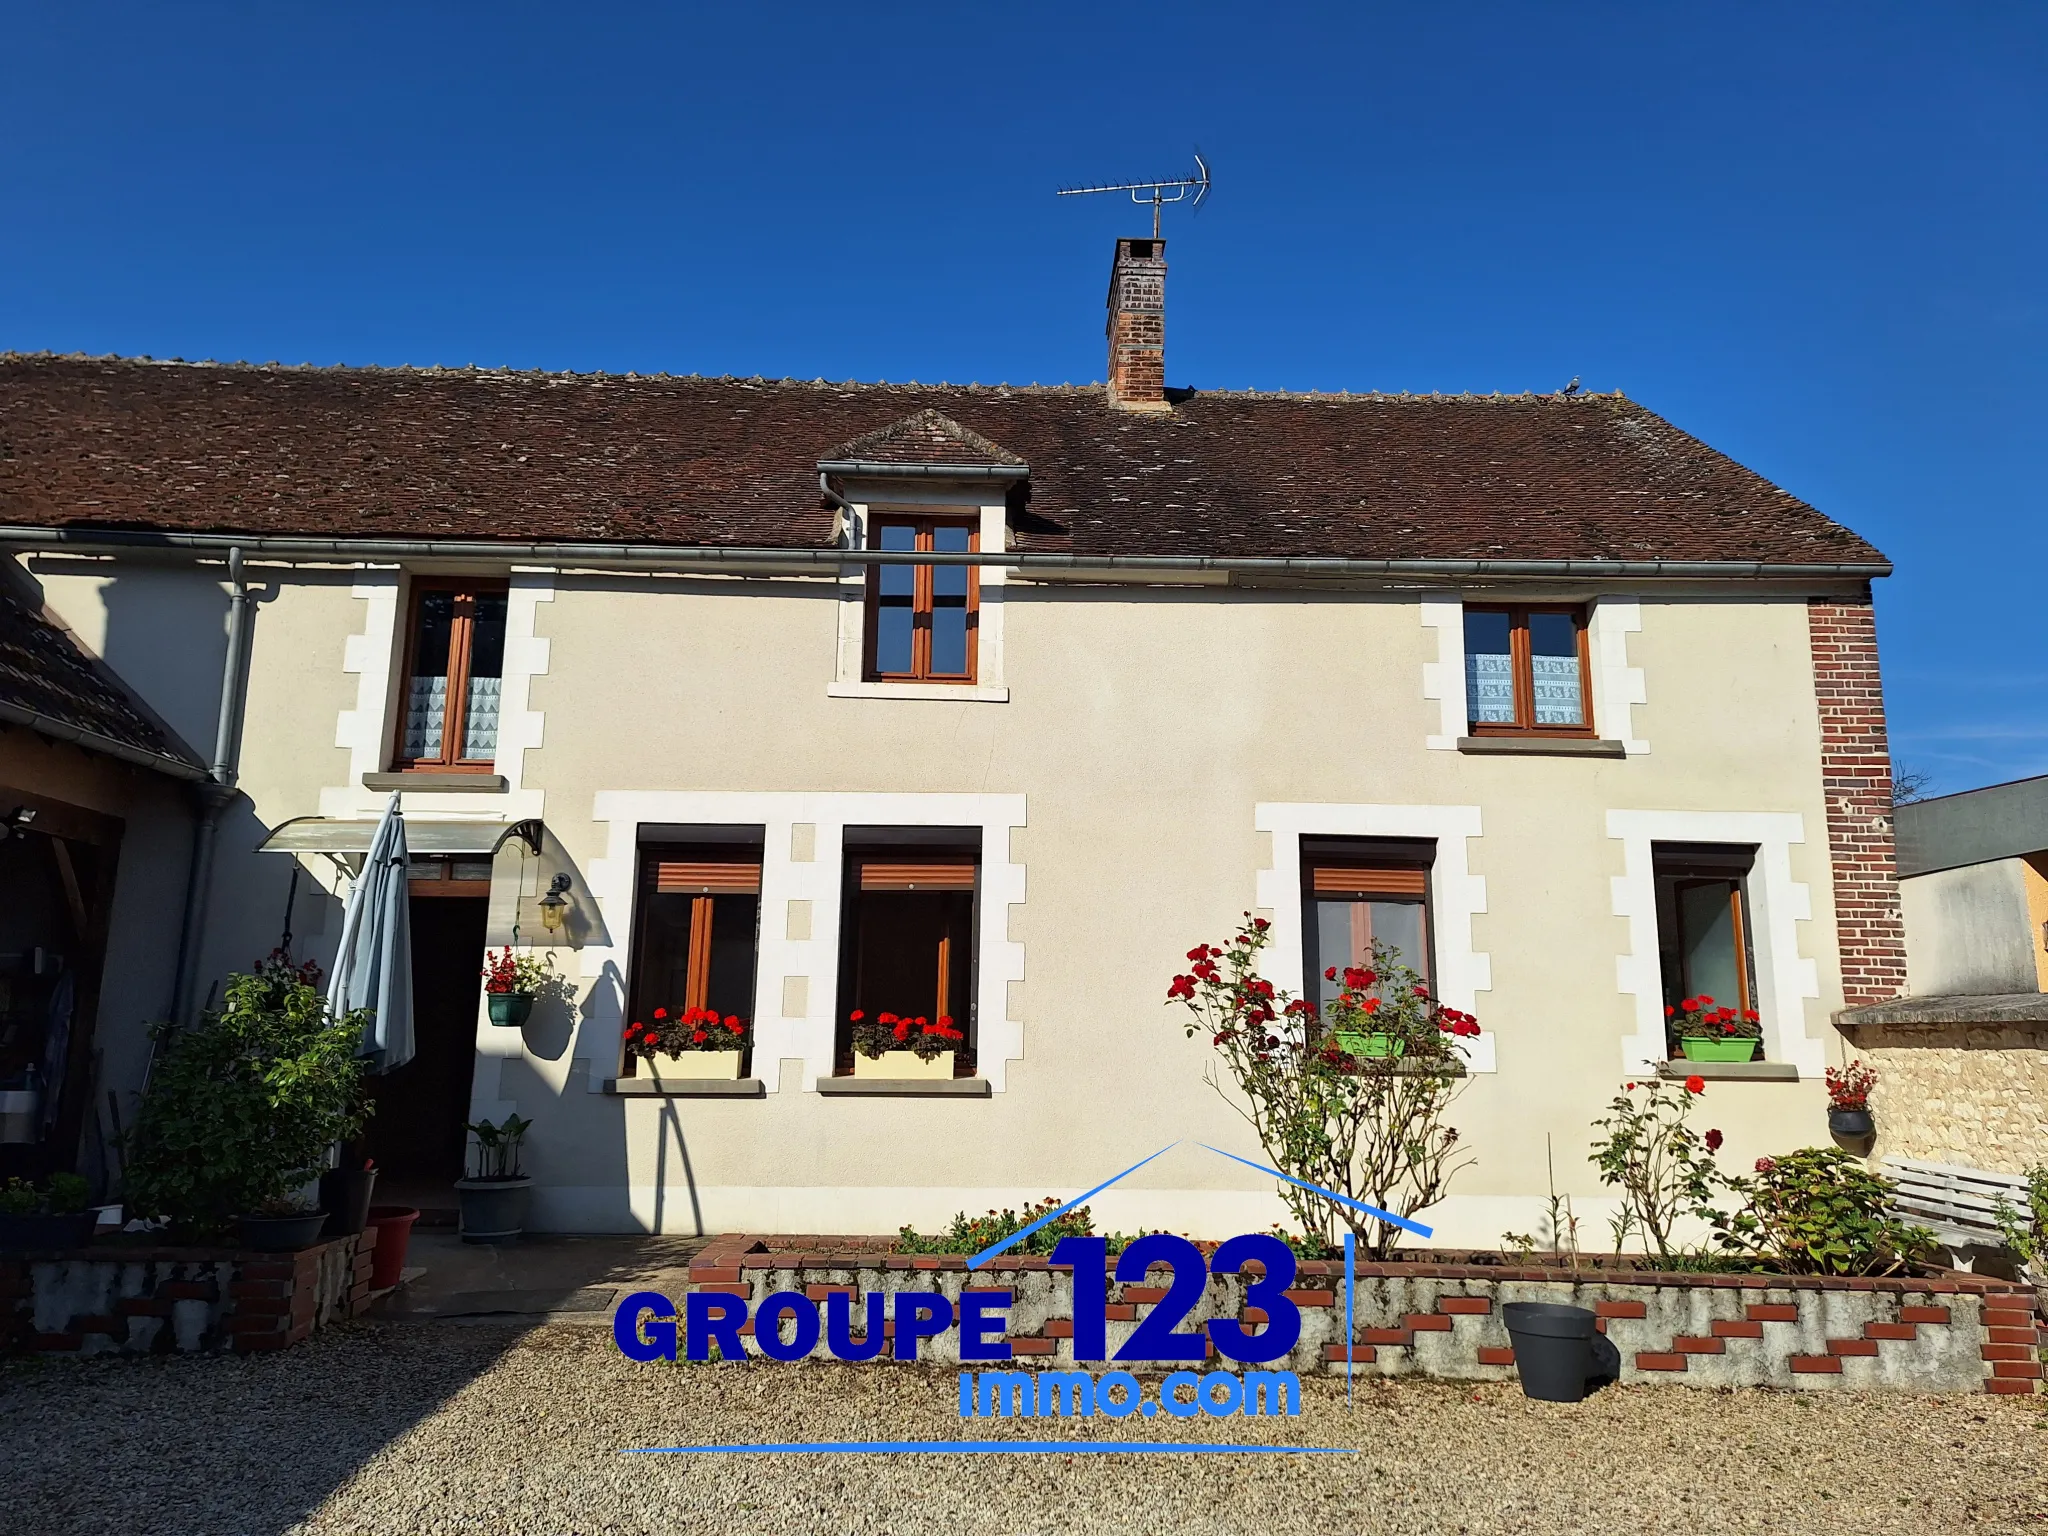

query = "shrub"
(1167, 918), (1474, 1259)
(1714, 1147), (1937, 1276)
(897, 1198), (1121, 1257)
(0, 1171), (90, 1217)
(1994, 1165), (2048, 1271)
(121, 970), (372, 1237)
(1587, 1076), (1728, 1263)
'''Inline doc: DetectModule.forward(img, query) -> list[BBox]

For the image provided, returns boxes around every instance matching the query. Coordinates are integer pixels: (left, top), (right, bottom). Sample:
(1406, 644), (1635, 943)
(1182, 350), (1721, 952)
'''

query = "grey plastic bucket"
(1501, 1301), (1599, 1402)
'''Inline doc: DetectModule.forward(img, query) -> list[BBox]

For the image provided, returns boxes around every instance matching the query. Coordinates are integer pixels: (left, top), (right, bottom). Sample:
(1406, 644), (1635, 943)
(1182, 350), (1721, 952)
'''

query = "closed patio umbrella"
(327, 793), (415, 1072)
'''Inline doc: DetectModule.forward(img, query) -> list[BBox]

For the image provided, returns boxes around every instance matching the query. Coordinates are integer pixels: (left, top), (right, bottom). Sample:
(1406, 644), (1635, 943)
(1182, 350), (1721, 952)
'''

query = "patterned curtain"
(1531, 655), (1584, 726)
(464, 676), (502, 759)
(1465, 649), (1516, 724)
(403, 676), (447, 759)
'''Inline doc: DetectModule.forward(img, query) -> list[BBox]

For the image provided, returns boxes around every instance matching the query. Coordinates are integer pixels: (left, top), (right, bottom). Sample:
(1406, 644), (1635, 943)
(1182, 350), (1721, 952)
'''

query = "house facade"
(0, 238), (1908, 1243)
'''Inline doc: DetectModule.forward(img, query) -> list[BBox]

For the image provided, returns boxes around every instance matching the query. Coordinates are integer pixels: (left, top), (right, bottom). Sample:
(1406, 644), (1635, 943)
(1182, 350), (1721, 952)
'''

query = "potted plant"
(237, 1194), (329, 1252)
(456, 1113), (533, 1243)
(1668, 995), (1762, 1062)
(120, 962), (371, 1245)
(849, 1010), (963, 1079)
(1826, 1059), (1877, 1138)
(1319, 953), (1482, 1062)
(0, 1171), (95, 1251)
(622, 1006), (748, 1083)
(481, 947), (554, 1028)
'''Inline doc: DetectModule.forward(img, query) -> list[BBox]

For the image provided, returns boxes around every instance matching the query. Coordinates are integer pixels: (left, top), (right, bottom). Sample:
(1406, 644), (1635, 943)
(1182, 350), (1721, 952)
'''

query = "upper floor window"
(865, 518), (978, 684)
(395, 580), (506, 770)
(1464, 606), (1592, 736)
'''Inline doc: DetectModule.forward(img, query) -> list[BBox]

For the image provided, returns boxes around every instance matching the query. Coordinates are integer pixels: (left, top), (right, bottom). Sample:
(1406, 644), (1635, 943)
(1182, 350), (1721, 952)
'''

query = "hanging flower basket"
(486, 993), (534, 1028)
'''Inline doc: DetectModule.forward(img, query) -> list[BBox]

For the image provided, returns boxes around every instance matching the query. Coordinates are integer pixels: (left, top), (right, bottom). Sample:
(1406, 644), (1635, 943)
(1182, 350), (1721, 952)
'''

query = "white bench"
(1882, 1156), (2032, 1260)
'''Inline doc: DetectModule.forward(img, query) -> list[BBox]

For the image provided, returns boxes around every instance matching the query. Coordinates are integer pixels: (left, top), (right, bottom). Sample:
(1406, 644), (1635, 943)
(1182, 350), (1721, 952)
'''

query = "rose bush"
(1167, 917), (1474, 1259)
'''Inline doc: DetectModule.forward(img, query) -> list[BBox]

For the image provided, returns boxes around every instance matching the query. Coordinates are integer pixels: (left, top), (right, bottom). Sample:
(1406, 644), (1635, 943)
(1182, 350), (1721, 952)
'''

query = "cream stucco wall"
(26, 555), (1860, 1244)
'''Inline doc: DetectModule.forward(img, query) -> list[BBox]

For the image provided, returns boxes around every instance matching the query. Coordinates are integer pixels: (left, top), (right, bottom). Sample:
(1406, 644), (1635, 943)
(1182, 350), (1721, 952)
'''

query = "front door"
(363, 865), (488, 1193)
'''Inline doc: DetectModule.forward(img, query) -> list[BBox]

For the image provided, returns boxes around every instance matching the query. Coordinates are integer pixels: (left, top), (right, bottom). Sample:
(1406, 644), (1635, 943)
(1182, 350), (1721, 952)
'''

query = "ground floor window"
(626, 841), (763, 1074)
(1300, 839), (1435, 1014)
(1654, 843), (1761, 1059)
(837, 837), (977, 1074)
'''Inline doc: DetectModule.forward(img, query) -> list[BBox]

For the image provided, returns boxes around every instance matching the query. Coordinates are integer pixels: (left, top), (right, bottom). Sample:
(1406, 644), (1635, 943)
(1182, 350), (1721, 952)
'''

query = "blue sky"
(2, 4), (2041, 792)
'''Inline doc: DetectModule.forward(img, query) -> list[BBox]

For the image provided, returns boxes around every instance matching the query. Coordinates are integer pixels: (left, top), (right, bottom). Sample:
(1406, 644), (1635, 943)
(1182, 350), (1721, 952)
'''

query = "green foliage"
(465, 1113), (532, 1180)
(1714, 1147), (1938, 1277)
(0, 1172), (91, 1217)
(896, 1197), (1115, 1257)
(121, 970), (372, 1237)
(1993, 1165), (2048, 1269)
(1588, 1077), (1728, 1263)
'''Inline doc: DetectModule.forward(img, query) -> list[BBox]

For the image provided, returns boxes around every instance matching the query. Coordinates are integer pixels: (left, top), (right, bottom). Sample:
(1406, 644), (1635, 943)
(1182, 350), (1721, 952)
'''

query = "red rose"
(1324, 966), (1338, 981)
(1252, 917), (1270, 931)
(1755, 1157), (1775, 1173)
(1412, 985), (1429, 998)
(1704, 1129), (1724, 1152)
(1684, 1075), (1705, 1095)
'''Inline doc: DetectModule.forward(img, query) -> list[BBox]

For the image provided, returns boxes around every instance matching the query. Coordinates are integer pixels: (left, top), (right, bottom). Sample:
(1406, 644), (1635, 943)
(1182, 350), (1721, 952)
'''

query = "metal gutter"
(0, 527), (1893, 582)
(815, 460), (1029, 481)
(0, 699), (209, 781)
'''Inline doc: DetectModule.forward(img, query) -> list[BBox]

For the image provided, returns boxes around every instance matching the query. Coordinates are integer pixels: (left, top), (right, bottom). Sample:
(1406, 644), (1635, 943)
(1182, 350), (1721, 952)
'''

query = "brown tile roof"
(0, 354), (1886, 567)
(0, 566), (205, 777)
(823, 408), (1025, 468)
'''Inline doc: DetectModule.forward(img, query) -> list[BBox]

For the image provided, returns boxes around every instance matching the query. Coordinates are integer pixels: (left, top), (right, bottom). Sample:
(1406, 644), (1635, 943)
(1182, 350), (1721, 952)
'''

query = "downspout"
(169, 547), (250, 1025)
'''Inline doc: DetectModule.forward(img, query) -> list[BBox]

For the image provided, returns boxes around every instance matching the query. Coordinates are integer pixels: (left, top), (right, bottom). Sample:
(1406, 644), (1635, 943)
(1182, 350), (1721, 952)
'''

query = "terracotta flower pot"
(365, 1205), (419, 1290)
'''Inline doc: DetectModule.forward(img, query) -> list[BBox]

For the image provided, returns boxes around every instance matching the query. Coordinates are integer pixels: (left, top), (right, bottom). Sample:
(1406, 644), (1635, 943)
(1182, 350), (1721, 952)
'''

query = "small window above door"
(392, 580), (508, 771)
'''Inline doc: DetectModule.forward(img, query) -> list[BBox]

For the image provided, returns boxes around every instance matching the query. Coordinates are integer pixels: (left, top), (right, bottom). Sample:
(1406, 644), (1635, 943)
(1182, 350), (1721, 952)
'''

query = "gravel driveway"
(4, 1321), (2045, 1535)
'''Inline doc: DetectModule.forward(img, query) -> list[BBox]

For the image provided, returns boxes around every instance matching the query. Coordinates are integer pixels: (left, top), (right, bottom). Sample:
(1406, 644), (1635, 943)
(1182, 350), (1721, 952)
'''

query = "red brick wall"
(1810, 594), (1908, 1007)
(1105, 238), (1166, 408)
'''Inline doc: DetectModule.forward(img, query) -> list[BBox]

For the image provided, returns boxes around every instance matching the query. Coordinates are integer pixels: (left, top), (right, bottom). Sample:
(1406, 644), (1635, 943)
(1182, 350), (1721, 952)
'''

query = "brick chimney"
(1105, 237), (1168, 412)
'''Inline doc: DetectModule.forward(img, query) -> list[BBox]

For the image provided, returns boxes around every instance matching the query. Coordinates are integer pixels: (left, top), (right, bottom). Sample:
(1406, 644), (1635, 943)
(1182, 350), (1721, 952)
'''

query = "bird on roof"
(1561, 376), (1582, 397)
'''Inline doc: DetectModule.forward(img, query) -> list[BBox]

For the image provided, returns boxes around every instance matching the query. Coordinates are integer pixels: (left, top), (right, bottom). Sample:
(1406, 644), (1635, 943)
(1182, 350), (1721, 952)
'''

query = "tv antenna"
(1057, 153), (1210, 239)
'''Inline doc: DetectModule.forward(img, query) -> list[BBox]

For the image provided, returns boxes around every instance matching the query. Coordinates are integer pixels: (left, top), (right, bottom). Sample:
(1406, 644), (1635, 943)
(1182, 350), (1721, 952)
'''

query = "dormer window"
(865, 517), (979, 684)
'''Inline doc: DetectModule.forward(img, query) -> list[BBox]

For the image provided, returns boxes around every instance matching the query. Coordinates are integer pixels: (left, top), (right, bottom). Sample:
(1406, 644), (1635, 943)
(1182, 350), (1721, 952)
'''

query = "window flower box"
(621, 1006), (750, 1081)
(1668, 995), (1762, 1064)
(847, 1010), (963, 1080)
(648, 1050), (743, 1084)
(1334, 1031), (1405, 1060)
(854, 1050), (956, 1080)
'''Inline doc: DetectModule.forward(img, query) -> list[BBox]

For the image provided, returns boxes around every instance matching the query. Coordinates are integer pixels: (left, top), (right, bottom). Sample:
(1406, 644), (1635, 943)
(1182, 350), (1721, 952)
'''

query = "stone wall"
(1843, 1014), (2048, 1176)
(1, 1230), (376, 1355)
(675, 1235), (2039, 1395)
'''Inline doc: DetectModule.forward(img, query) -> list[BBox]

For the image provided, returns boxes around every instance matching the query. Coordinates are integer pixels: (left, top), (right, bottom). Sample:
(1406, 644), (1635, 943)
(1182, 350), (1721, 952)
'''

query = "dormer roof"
(819, 408), (1028, 477)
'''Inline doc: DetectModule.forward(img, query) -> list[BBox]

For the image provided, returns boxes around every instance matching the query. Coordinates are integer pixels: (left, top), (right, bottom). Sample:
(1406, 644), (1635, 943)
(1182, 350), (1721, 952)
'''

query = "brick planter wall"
(1, 1229), (377, 1356)
(683, 1237), (2041, 1395)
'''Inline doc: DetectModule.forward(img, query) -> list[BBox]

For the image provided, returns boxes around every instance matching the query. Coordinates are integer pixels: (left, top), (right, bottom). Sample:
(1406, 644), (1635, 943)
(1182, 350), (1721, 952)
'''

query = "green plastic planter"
(1335, 1031), (1405, 1059)
(487, 992), (534, 1028)
(1680, 1036), (1759, 1063)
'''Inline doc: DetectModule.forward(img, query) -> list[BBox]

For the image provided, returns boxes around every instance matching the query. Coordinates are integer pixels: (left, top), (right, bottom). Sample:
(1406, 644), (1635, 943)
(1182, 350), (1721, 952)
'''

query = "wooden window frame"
(390, 578), (509, 773)
(1669, 877), (1755, 1015)
(624, 850), (764, 1075)
(862, 516), (980, 684)
(1464, 604), (1596, 739)
(1301, 860), (1436, 998)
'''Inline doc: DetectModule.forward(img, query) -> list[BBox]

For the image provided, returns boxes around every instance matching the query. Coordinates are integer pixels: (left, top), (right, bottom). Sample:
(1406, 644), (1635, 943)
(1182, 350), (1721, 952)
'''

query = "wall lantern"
(536, 873), (574, 936)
